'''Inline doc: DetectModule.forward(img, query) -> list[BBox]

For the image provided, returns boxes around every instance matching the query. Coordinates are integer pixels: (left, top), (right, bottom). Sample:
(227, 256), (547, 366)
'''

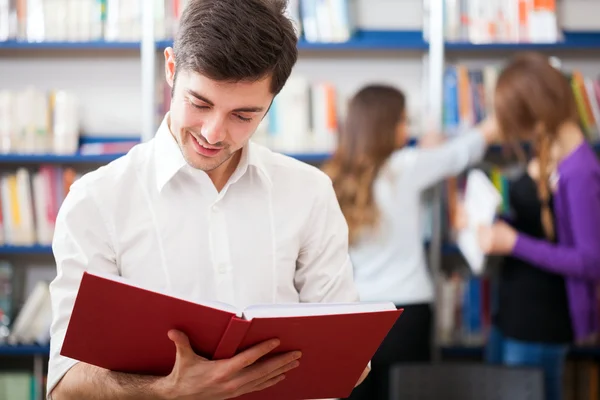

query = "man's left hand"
(355, 365), (370, 387)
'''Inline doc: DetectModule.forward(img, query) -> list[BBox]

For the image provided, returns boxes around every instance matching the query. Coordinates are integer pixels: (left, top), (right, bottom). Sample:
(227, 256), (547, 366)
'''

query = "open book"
(456, 169), (502, 274)
(61, 271), (402, 400)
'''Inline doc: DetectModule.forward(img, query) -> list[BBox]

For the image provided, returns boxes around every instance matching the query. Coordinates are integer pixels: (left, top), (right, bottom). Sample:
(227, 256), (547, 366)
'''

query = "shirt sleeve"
(511, 173), (600, 280)
(389, 129), (487, 191)
(47, 182), (119, 399)
(294, 175), (360, 304)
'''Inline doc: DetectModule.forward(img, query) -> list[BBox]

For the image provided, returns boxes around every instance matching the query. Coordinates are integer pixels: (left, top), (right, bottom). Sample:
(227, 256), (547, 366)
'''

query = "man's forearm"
(51, 363), (168, 400)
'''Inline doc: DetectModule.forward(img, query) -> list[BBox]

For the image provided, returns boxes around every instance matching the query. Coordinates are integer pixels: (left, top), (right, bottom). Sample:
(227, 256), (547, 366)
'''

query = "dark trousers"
(344, 303), (433, 400)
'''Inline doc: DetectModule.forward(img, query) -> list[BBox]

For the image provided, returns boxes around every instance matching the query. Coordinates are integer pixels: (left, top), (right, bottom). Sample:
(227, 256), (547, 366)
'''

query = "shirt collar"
(154, 114), (188, 192)
(153, 114), (272, 192)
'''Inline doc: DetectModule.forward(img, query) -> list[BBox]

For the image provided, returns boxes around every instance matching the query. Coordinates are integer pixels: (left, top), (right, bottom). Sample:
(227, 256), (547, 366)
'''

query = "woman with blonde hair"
(478, 52), (600, 400)
(322, 84), (498, 399)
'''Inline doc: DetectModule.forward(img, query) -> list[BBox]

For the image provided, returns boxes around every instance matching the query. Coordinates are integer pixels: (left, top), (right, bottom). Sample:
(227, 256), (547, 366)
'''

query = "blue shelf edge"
(158, 30), (428, 51)
(445, 30), (600, 51)
(0, 344), (50, 356)
(0, 40), (141, 50)
(4, 30), (600, 51)
(0, 245), (52, 254)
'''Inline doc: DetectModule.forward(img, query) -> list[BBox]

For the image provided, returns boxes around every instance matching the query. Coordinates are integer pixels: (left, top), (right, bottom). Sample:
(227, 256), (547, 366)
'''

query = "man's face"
(165, 50), (274, 172)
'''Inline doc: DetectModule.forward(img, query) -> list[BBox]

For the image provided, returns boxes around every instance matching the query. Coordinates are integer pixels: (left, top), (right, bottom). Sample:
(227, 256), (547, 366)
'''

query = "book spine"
(212, 317), (251, 360)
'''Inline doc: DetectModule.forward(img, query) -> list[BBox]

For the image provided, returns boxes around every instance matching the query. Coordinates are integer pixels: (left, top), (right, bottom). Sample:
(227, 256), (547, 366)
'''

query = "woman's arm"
(389, 118), (498, 191)
(511, 173), (600, 280)
(485, 173), (600, 280)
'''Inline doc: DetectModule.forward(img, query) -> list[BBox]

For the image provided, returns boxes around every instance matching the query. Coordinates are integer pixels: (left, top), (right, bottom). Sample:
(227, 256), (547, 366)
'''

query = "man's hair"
(173, 0), (298, 95)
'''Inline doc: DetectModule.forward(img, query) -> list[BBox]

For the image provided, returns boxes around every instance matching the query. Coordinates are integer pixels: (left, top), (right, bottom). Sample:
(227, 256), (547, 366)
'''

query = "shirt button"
(212, 204), (219, 213)
(218, 263), (228, 274)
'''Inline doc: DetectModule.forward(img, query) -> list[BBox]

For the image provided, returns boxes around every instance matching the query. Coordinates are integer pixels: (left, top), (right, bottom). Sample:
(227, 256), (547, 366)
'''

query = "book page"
(242, 301), (396, 320)
(84, 270), (241, 316)
(456, 169), (502, 275)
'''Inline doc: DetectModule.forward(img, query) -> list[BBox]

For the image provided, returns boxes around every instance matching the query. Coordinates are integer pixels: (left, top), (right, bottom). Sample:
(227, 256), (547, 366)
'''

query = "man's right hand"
(154, 330), (302, 400)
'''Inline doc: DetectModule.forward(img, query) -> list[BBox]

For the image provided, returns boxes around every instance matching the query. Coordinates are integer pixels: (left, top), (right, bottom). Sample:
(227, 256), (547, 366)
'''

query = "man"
(47, 0), (368, 399)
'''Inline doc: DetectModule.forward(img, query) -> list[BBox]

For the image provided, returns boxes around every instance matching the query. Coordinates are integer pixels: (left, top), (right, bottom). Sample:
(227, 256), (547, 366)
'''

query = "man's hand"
(478, 221), (518, 256)
(155, 330), (301, 400)
(355, 365), (370, 388)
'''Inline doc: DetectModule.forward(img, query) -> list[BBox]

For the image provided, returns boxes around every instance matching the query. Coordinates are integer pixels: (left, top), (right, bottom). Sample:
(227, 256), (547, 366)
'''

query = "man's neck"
(207, 149), (243, 192)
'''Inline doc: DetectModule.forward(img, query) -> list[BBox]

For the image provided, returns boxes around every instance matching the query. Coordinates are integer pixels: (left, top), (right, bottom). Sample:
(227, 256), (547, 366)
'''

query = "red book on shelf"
(61, 271), (402, 400)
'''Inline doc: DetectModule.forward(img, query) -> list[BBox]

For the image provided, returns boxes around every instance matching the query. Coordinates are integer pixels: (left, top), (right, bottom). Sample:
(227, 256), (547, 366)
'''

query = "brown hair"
(322, 85), (406, 245)
(495, 52), (579, 239)
(173, 0), (298, 95)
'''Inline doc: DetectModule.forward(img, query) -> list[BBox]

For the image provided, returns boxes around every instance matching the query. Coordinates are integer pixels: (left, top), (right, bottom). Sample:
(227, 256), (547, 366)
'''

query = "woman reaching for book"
(477, 52), (600, 400)
(321, 84), (499, 400)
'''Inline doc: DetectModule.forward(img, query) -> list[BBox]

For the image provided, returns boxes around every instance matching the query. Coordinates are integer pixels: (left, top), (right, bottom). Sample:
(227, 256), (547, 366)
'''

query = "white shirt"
(350, 130), (486, 305)
(47, 115), (358, 398)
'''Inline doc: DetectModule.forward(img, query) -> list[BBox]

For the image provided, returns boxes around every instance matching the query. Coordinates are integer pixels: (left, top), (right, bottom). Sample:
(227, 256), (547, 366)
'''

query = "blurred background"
(1, 0), (600, 399)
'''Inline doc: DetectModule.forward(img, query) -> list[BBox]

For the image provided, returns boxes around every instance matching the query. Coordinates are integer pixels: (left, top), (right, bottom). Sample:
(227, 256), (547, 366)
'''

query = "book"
(456, 169), (502, 274)
(60, 271), (402, 400)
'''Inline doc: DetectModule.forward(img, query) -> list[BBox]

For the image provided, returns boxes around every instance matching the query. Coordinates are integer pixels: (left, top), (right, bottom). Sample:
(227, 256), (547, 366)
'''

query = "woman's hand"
(478, 221), (518, 255)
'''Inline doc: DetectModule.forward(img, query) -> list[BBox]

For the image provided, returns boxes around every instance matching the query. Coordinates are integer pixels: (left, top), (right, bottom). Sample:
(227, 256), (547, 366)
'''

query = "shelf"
(445, 31), (600, 52)
(0, 153), (130, 164)
(4, 30), (600, 53)
(0, 40), (141, 50)
(157, 30), (428, 52)
(285, 152), (331, 163)
(297, 30), (427, 51)
(0, 245), (52, 254)
(0, 344), (50, 356)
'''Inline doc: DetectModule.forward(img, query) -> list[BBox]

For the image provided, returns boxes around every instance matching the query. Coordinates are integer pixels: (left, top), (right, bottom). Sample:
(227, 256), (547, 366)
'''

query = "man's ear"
(164, 47), (176, 89)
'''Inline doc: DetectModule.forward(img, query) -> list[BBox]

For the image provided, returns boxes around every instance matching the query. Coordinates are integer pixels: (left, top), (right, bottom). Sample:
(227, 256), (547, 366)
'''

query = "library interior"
(2, 0), (600, 399)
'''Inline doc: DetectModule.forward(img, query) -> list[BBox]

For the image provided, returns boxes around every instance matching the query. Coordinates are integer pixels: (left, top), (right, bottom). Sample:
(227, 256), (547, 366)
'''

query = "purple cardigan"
(512, 141), (600, 342)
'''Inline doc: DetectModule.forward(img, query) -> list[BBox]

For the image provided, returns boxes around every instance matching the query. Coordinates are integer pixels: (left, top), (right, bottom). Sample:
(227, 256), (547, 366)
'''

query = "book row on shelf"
(427, 0), (561, 44)
(443, 64), (600, 140)
(0, 86), (140, 157)
(0, 0), (353, 44)
(0, 87), (79, 155)
(0, 166), (78, 247)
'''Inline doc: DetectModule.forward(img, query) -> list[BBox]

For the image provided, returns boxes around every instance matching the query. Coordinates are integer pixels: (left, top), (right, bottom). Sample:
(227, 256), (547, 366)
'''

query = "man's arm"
(48, 181), (127, 398)
(51, 363), (163, 400)
(294, 175), (359, 303)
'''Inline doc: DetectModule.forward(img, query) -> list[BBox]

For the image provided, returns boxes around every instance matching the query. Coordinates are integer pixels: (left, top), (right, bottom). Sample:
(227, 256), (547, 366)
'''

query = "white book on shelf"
(270, 76), (311, 153)
(301, 0), (319, 43)
(329, 0), (355, 42)
(14, 168), (36, 246)
(8, 281), (52, 345)
(315, 0), (333, 42)
(1, 175), (13, 245)
(456, 169), (502, 275)
(32, 172), (54, 246)
(26, 0), (45, 42)
(0, 91), (15, 154)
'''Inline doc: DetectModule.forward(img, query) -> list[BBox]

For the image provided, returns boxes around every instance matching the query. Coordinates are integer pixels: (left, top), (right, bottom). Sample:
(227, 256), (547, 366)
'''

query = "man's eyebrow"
(187, 90), (214, 106)
(186, 89), (264, 113)
(232, 106), (265, 113)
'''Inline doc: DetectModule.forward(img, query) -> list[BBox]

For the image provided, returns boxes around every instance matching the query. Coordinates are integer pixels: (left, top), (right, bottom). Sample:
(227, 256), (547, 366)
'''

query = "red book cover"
(61, 271), (402, 399)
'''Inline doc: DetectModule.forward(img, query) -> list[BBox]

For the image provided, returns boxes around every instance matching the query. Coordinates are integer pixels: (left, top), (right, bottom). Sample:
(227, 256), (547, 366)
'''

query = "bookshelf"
(0, 40), (142, 50)
(0, 345), (50, 356)
(444, 31), (600, 52)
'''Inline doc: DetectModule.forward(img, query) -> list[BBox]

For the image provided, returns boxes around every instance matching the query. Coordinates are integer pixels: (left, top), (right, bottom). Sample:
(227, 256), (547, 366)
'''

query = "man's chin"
(184, 152), (229, 172)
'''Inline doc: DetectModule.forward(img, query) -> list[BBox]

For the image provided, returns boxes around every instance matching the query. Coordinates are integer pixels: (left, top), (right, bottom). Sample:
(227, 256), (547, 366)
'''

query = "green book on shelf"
(0, 372), (33, 400)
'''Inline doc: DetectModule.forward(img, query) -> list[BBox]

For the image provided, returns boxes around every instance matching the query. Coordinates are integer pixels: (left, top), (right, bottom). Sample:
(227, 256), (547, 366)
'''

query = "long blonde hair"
(495, 52), (579, 240)
(322, 85), (406, 245)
